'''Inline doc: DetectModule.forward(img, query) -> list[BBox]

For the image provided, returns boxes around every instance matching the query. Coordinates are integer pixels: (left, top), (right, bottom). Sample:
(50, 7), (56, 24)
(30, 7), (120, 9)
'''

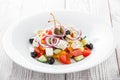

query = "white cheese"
(45, 48), (53, 56)
(32, 40), (39, 47)
(71, 40), (82, 49)
(55, 40), (68, 50)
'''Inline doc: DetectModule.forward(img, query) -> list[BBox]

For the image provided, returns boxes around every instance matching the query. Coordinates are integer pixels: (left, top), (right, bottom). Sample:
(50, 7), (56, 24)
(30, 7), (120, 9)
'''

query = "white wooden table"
(0, 0), (120, 80)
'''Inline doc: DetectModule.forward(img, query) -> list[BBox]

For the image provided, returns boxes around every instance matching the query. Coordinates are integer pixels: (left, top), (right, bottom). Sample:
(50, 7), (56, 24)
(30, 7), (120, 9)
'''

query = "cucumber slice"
(37, 55), (47, 62)
(53, 49), (62, 54)
(81, 39), (87, 46)
(74, 55), (84, 62)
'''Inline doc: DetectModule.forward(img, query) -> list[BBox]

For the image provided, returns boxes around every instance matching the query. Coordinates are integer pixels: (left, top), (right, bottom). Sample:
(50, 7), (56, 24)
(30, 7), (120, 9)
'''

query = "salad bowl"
(3, 11), (115, 74)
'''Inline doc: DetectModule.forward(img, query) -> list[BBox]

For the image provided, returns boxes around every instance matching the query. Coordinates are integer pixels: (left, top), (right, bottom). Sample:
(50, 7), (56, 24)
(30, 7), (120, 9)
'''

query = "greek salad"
(29, 13), (93, 65)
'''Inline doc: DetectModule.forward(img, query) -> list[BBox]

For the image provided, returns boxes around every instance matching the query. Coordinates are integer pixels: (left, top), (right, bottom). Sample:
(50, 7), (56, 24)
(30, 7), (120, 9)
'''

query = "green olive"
(60, 27), (64, 34)
(54, 28), (61, 35)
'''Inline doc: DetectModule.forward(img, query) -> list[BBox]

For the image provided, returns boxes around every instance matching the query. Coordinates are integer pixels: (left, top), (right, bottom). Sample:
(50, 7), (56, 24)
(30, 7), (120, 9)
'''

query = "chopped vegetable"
(74, 55), (84, 62)
(83, 47), (91, 57)
(59, 54), (71, 64)
(34, 47), (45, 57)
(38, 55), (47, 62)
(81, 39), (87, 46)
(80, 46), (84, 52)
(46, 29), (52, 35)
(71, 49), (83, 57)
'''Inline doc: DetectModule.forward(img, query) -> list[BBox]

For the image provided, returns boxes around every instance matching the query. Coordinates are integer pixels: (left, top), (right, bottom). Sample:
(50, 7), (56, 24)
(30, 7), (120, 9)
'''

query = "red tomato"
(41, 36), (47, 44)
(42, 33), (46, 37)
(34, 47), (45, 57)
(46, 29), (52, 35)
(83, 47), (91, 57)
(41, 39), (46, 44)
(59, 54), (71, 64)
(70, 49), (83, 57)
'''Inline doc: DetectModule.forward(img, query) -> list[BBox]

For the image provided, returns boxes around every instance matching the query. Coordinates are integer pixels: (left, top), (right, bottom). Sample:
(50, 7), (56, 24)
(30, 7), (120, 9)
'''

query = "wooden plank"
(0, 0), (24, 80)
(66, 0), (119, 80)
(109, 0), (120, 74)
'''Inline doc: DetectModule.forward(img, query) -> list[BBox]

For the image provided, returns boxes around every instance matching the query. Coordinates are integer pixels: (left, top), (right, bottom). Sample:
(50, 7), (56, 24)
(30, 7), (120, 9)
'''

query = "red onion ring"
(38, 37), (51, 48)
(38, 35), (60, 48)
(66, 30), (82, 40)
(45, 36), (53, 46)
(51, 37), (60, 46)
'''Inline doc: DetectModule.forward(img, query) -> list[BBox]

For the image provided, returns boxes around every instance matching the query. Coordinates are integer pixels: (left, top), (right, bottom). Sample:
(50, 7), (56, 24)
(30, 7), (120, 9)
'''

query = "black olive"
(29, 38), (34, 44)
(86, 43), (93, 50)
(66, 30), (70, 35)
(63, 36), (66, 39)
(48, 57), (55, 64)
(31, 52), (37, 58)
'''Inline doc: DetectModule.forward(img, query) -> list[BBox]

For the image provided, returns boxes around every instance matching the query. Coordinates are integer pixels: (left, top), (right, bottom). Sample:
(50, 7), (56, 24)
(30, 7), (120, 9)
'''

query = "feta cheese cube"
(45, 48), (53, 56)
(71, 41), (82, 49)
(55, 40), (68, 50)
(32, 40), (39, 47)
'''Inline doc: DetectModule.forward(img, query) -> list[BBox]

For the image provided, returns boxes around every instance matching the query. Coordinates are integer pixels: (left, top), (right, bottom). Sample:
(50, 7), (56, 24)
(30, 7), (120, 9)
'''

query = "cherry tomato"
(46, 29), (52, 35)
(34, 47), (45, 57)
(70, 49), (83, 57)
(41, 36), (47, 44)
(83, 47), (91, 57)
(59, 54), (71, 64)
(39, 46), (45, 51)
(41, 39), (46, 44)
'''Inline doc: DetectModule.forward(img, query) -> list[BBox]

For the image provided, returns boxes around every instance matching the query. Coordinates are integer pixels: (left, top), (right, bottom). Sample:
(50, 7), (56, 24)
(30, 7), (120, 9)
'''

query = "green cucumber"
(37, 55), (47, 62)
(81, 39), (87, 46)
(74, 55), (84, 62)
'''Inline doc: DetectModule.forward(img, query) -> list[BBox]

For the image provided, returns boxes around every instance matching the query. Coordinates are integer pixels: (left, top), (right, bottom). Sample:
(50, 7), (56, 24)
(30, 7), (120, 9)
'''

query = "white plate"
(2, 11), (115, 74)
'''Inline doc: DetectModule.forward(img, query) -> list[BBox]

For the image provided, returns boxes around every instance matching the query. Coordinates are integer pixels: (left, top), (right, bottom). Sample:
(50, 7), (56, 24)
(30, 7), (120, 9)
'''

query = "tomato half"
(59, 54), (71, 64)
(46, 29), (52, 35)
(41, 36), (47, 44)
(34, 47), (45, 57)
(83, 47), (91, 57)
(70, 49), (83, 57)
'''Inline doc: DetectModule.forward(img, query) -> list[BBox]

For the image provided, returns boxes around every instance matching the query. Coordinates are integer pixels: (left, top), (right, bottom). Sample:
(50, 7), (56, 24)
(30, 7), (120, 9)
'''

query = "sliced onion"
(38, 35), (60, 48)
(66, 30), (82, 40)
(38, 37), (51, 48)
(51, 37), (60, 46)
(45, 36), (52, 46)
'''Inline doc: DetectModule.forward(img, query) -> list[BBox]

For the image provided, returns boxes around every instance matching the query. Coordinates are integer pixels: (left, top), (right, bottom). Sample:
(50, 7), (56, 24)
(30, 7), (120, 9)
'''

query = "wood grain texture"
(0, 0), (23, 80)
(66, 0), (120, 80)
(109, 0), (120, 75)
(0, 0), (120, 80)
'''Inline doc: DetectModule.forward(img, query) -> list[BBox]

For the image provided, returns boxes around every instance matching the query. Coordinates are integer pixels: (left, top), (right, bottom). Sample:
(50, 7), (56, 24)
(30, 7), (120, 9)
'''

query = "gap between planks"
(108, 0), (120, 75)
